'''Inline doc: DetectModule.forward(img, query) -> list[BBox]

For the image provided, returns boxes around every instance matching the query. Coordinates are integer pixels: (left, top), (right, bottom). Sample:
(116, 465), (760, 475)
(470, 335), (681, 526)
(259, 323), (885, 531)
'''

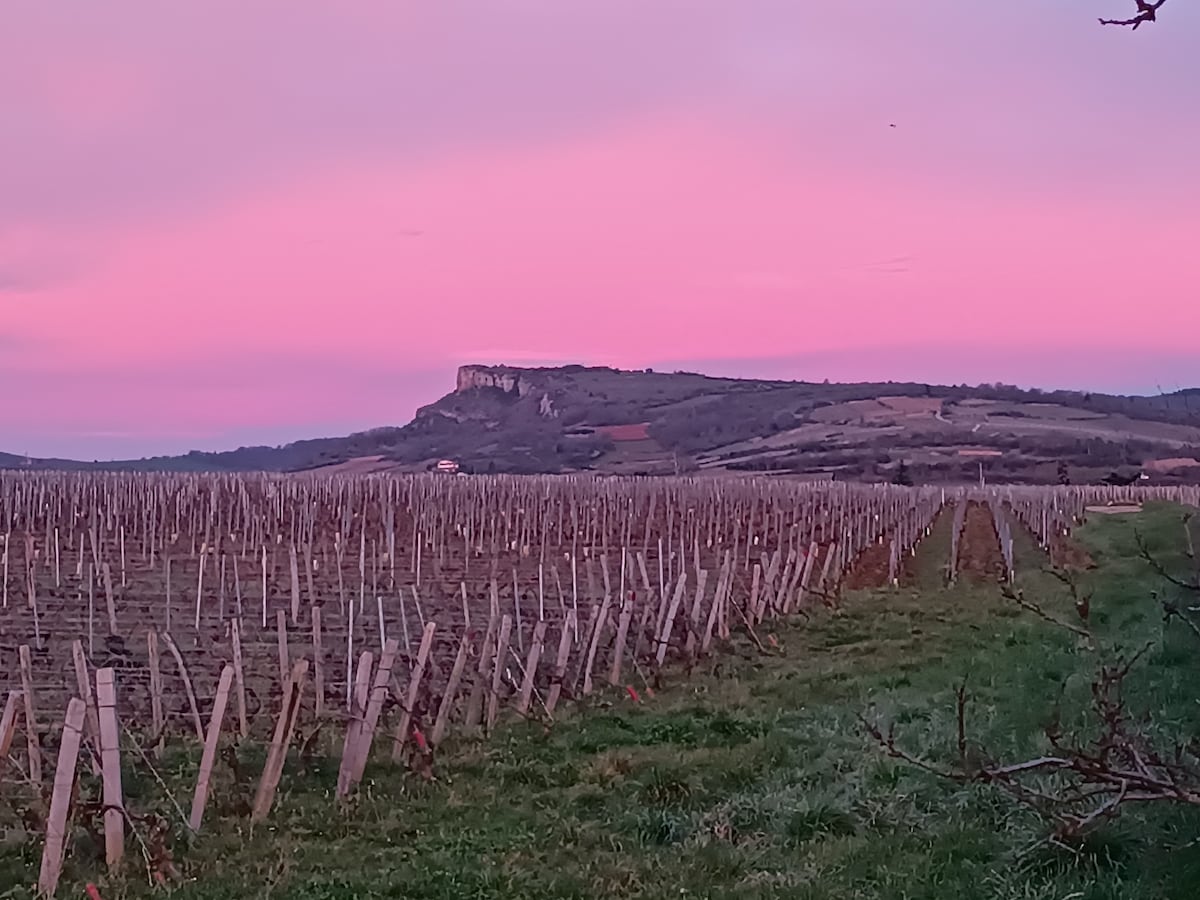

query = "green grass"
(5, 502), (1200, 899)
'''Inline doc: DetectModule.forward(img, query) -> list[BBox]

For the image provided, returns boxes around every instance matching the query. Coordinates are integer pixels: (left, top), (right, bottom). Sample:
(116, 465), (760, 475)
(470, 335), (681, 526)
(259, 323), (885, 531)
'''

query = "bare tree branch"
(1133, 528), (1200, 637)
(864, 569), (1200, 842)
(1099, 0), (1168, 30)
(1161, 598), (1200, 641)
(1135, 531), (1199, 594)
(1000, 582), (1093, 641)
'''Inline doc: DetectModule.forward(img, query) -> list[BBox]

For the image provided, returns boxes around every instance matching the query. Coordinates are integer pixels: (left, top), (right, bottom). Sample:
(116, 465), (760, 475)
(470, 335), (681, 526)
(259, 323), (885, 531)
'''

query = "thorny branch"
(1099, 0), (1168, 30)
(119, 731), (191, 830)
(1134, 527), (1200, 638)
(1161, 599), (1200, 641)
(72, 792), (180, 887)
(999, 580), (1093, 642)
(1135, 530), (1199, 595)
(864, 553), (1200, 844)
(862, 647), (1200, 846)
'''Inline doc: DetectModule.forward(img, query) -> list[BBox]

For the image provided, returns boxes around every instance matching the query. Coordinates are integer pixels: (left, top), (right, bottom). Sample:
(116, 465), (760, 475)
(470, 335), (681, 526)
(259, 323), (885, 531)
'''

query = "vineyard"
(1, 472), (1198, 897)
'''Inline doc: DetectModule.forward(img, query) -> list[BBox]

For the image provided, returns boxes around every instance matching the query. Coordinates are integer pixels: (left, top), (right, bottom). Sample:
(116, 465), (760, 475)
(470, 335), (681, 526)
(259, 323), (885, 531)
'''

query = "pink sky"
(3, 1), (1199, 459)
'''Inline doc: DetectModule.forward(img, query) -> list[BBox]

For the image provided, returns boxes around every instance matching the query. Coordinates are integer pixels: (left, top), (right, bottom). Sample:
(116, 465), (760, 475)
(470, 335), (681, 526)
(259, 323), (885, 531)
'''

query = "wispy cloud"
(731, 271), (805, 292)
(451, 350), (622, 367)
(839, 254), (914, 275)
(0, 261), (77, 293)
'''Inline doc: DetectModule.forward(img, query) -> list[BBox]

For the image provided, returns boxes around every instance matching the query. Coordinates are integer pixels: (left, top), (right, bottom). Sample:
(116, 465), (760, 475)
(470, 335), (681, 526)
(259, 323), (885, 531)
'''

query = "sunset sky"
(3, 1), (1198, 459)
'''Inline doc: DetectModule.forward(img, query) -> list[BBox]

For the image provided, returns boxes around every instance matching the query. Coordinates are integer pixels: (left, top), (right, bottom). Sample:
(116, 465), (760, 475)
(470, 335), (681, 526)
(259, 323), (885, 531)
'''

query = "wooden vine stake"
(431, 634), (471, 748)
(70, 641), (102, 776)
(147, 632), (165, 757)
(484, 615), (513, 735)
(70, 641), (101, 745)
(101, 562), (118, 636)
(392, 622), (436, 760)
(37, 698), (86, 899)
(161, 633), (205, 742)
(544, 611), (576, 716)
(289, 543), (301, 624)
(0, 691), (22, 768)
(349, 638), (399, 786)
(230, 619), (249, 739)
(96, 667), (124, 870)
(189, 664), (234, 832)
(684, 570), (710, 656)
(463, 616), (499, 730)
(517, 620), (549, 715)
(276, 609), (290, 689)
(18, 645), (42, 785)
(655, 575), (689, 667)
(336, 651), (374, 797)
(311, 606), (325, 720)
(581, 601), (610, 696)
(251, 659), (309, 823)
(608, 598), (634, 687)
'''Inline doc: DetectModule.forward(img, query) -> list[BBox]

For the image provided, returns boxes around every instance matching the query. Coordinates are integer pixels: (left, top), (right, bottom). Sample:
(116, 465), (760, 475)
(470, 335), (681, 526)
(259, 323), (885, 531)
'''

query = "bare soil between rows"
(955, 501), (1006, 581)
(843, 539), (893, 590)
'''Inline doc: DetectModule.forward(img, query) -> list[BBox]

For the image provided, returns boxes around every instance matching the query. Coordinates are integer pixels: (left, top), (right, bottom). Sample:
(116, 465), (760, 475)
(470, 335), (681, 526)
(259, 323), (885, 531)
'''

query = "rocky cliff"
(455, 365), (536, 397)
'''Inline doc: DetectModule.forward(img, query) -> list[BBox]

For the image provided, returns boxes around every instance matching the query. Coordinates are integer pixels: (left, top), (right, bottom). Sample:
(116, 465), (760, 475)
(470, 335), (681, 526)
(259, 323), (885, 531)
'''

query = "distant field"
(693, 396), (1200, 481)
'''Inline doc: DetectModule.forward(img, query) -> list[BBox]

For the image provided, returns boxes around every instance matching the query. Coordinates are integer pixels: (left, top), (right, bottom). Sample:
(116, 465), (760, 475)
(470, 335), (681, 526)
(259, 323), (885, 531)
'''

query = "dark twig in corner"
(1099, 0), (1167, 30)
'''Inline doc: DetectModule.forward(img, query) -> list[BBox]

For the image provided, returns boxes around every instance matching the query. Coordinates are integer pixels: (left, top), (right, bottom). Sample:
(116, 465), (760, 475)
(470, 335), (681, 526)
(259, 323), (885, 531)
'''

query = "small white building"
(434, 459), (460, 474)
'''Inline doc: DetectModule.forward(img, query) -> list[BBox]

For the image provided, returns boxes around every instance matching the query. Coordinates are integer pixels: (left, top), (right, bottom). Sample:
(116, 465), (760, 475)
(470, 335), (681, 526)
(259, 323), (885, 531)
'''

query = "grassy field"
(5, 502), (1200, 899)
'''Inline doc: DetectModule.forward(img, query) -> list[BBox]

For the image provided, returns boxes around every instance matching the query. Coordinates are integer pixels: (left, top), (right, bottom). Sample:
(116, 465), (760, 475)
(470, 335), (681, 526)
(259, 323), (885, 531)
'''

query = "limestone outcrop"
(455, 365), (535, 397)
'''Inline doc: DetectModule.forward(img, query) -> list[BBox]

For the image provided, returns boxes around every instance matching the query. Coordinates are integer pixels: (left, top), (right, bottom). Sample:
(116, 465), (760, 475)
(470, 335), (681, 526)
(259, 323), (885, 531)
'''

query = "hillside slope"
(6, 366), (1200, 483)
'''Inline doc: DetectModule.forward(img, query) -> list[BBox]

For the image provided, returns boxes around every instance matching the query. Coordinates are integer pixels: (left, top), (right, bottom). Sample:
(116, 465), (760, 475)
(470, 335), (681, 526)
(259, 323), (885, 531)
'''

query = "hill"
(6, 365), (1200, 483)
